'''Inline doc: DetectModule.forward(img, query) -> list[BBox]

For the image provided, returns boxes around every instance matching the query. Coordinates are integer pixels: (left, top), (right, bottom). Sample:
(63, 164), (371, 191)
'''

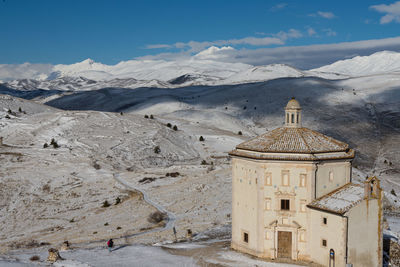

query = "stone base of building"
(231, 242), (322, 267)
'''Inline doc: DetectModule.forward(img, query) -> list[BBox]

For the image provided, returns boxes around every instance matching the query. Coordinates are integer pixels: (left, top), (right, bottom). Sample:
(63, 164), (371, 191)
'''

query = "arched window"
(286, 113), (289, 123)
(297, 113), (299, 123)
(291, 113), (294, 123)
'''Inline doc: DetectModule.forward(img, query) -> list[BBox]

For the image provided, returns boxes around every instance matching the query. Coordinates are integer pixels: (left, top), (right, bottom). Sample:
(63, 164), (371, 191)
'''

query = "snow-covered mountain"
(311, 51), (400, 76)
(2, 49), (399, 89)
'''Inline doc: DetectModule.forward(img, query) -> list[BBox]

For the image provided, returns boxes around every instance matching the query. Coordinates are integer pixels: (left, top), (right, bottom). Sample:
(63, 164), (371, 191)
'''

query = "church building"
(229, 98), (382, 267)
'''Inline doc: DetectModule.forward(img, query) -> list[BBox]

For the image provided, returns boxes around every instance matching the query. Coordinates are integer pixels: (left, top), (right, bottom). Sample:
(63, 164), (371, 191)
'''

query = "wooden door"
(277, 231), (292, 258)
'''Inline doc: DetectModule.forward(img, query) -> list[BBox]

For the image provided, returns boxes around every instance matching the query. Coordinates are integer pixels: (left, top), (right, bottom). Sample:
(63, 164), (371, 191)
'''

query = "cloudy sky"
(1, 0), (400, 69)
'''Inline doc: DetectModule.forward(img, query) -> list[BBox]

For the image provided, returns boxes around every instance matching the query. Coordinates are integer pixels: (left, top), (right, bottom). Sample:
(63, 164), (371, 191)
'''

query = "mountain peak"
(311, 50), (400, 76)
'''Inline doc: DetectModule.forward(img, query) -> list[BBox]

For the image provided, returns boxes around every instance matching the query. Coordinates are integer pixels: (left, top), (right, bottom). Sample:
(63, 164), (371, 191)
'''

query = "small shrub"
(104, 222), (109, 226)
(150, 114), (154, 119)
(42, 184), (50, 192)
(199, 136), (205, 142)
(173, 125), (178, 131)
(154, 146), (161, 154)
(69, 218), (75, 223)
(201, 160), (207, 165)
(93, 231), (97, 234)
(116, 226), (122, 230)
(30, 255), (40, 261)
(43, 143), (49, 148)
(166, 123), (172, 128)
(238, 131), (242, 135)
(93, 162), (101, 170)
(102, 200), (110, 208)
(115, 197), (121, 205)
(144, 115), (149, 119)
(166, 172), (180, 177)
(148, 211), (166, 224)
(50, 138), (59, 148)
(391, 189), (397, 196)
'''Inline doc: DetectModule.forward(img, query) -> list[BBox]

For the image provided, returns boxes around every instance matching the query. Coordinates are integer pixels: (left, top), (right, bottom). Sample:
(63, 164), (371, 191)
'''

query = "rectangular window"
(291, 113), (294, 123)
(322, 239), (327, 247)
(265, 198), (271, 210)
(243, 232), (249, 243)
(265, 172), (272, 186)
(329, 171), (334, 182)
(281, 171), (289, 186)
(300, 200), (307, 212)
(281, 199), (290, 210)
(300, 174), (306, 187)
(265, 230), (271, 240)
(323, 217), (327, 225)
(300, 232), (306, 242)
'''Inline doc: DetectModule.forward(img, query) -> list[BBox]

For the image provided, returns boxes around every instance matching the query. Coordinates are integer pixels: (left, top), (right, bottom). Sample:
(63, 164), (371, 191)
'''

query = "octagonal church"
(229, 98), (382, 267)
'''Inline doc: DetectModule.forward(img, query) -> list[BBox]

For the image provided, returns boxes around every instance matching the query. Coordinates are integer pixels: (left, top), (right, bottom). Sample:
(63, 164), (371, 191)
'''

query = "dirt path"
(113, 173), (177, 232)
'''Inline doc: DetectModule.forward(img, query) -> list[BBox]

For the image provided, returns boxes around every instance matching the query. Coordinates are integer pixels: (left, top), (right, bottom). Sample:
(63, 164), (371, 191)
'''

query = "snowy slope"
(311, 51), (400, 76)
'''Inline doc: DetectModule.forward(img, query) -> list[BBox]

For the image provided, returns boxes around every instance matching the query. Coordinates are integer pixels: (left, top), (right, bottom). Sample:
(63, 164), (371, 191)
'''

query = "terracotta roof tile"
(236, 127), (349, 154)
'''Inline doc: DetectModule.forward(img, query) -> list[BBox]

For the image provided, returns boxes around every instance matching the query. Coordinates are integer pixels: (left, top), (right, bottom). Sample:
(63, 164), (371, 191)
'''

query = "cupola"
(285, 97), (301, 128)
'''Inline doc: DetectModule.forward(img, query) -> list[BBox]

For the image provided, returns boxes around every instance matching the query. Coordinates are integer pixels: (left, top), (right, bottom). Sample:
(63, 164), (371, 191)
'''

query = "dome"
(285, 98), (301, 110)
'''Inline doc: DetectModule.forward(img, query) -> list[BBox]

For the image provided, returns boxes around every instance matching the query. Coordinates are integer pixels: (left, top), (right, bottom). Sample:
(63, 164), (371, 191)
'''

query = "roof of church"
(234, 127), (350, 154)
(307, 183), (365, 215)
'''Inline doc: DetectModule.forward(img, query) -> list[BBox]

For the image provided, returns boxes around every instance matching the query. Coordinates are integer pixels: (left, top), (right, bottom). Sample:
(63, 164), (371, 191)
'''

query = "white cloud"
(270, 3), (287, 11)
(139, 36), (400, 70)
(370, 1), (400, 24)
(309, 11), (336, 19)
(307, 27), (316, 36)
(275, 29), (302, 40)
(145, 44), (172, 49)
(323, 28), (337, 37)
(0, 63), (53, 81)
(145, 29), (303, 52)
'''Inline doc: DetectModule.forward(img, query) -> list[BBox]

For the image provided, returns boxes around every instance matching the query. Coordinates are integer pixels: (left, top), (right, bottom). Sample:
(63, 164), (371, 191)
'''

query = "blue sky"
(1, 0), (400, 67)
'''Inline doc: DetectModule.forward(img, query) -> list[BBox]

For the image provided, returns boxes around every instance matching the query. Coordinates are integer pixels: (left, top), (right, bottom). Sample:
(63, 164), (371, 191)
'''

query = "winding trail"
(71, 173), (176, 247)
(113, 173), (176, 231)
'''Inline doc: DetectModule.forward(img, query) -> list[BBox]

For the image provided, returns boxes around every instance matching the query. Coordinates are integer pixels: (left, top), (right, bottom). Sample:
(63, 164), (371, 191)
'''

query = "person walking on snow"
(107, 239), (114, 252)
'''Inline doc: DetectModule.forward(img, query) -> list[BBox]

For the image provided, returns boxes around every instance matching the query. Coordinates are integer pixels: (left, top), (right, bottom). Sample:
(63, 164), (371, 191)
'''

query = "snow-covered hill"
(311, 51), (400, 76)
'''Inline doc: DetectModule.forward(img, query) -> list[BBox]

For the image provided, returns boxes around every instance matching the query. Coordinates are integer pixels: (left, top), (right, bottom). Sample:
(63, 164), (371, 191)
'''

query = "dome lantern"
(285, 97), (302, 128)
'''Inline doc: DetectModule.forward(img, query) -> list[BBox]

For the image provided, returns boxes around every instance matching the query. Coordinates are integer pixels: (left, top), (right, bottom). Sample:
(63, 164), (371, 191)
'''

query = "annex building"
(229, 98), (382, 267)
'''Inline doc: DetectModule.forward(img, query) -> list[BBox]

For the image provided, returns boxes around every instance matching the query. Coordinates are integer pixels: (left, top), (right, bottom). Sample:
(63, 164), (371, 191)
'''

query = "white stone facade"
(230, 99), (382, 267)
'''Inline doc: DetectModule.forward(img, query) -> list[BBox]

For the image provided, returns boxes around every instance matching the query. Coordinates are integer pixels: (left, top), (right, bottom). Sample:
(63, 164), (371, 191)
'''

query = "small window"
(286, 113), (289, 123)
(282, 171), (289, 186)
(322, 239), (327, 247)
(300, 200), (307, 212)
(265, 172), (272, 186)
(300, 232), (306, 242)
(297, 113), (299, 123)
(243, 232), (249, 243)
(265, 230), (271, 240)
(265, 199), (271, 210)
(291, 113), (294, 123)
(281, 199), (290, 210)
(323, 217), (327, 225)
(300, 174), (306, 187)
